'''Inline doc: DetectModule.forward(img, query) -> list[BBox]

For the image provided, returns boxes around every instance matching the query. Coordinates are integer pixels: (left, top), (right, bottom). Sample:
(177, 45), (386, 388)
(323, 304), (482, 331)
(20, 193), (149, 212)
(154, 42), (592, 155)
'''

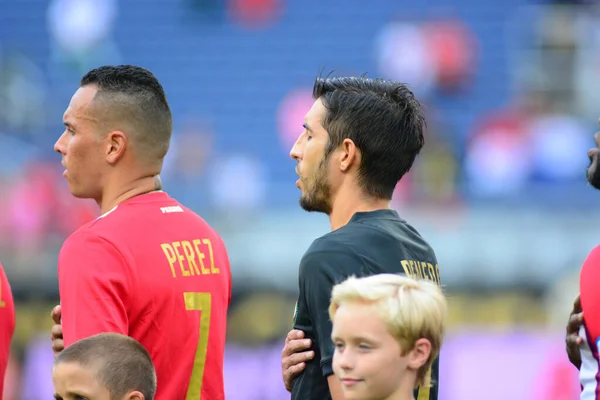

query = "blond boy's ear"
(407, 338), (432, 371)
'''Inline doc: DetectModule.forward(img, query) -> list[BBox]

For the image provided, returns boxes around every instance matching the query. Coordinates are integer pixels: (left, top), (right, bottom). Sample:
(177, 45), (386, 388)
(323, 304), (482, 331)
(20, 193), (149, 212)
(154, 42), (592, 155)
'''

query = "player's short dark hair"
(81, 65), (172, 160)
(313, 76), (425, 199)
(55, 333), (156, 400)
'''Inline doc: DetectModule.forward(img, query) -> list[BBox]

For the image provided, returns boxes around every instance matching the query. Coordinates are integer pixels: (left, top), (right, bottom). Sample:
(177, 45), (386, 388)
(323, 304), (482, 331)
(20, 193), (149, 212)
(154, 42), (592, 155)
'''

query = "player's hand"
(566, 295), (583, 370)
(281, 329), (314, 392)
(50, 305), (64, 357)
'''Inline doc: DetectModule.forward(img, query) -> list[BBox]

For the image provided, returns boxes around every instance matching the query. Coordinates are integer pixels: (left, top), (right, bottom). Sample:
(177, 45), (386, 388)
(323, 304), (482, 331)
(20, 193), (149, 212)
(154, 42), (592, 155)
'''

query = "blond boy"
(329, 274), (447, 400)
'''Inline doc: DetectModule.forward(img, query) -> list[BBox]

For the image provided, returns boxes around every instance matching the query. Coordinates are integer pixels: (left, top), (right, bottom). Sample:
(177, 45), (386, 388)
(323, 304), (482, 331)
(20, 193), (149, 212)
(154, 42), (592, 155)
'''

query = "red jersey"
(0, 263), (15, 398)
(579, 245), (600, 399)
(58, 192), (231, 400)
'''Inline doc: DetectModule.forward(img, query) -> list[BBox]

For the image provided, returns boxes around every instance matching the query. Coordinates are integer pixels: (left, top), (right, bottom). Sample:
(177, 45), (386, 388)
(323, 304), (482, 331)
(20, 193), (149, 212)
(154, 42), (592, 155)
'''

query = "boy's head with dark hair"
(52, 333), (156, 400)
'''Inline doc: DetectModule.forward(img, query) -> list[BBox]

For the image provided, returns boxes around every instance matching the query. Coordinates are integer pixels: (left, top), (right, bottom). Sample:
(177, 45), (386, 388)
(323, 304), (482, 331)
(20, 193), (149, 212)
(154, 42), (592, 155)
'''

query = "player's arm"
(58, 232), (132, 346)
(301, 249), (363, 400)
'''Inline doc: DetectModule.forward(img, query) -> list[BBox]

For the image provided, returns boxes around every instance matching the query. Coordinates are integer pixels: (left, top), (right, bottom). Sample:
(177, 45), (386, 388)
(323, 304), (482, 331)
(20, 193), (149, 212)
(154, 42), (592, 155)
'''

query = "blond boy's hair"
(328, 274), (447, 387)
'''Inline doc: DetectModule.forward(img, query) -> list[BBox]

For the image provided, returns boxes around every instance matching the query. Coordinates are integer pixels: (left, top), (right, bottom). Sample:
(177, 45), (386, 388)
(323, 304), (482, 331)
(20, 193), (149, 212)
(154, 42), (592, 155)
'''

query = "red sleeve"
(580, 245), (600, 340)
(58, 231), (132, 347)
(0, 264), (15, 397)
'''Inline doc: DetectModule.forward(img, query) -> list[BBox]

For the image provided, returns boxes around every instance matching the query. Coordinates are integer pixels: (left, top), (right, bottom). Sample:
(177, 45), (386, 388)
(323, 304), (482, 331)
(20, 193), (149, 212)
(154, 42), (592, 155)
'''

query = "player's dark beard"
(299, 157), (332, 215)
(588, 154), (600, 190)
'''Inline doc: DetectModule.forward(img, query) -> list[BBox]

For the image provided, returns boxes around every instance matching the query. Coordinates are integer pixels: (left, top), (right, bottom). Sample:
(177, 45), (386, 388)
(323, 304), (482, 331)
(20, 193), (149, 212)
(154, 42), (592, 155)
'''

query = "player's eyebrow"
(53, 394), (63, 400)
(332, 334), (377, 344)
(64, 120), (75, 130)
(303, 122), (313, 133)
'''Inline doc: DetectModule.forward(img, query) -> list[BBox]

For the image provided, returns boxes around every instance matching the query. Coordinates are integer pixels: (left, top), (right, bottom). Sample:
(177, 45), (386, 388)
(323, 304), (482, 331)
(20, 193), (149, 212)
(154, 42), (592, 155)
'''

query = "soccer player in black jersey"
(280, 76), (442, 400)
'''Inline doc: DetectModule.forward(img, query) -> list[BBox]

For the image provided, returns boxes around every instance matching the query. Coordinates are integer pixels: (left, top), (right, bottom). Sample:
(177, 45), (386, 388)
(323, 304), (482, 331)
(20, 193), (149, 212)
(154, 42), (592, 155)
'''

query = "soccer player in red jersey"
(577, 247), (600, 398)
(50, 65), (232, 400)
(0, 263), (15, 398)
(565, 127), (600, 398)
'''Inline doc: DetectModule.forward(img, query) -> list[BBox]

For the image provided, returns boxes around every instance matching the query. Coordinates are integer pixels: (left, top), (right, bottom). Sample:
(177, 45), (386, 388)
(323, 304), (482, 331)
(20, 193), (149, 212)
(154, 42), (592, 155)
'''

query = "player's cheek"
(332, 351), (342, 375)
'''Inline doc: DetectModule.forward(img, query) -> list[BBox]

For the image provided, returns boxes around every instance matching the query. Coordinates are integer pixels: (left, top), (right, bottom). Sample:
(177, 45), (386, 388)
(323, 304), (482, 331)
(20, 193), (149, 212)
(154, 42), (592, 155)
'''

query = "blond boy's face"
(52, 362), (144, 400)
(331, 302), (413, 400)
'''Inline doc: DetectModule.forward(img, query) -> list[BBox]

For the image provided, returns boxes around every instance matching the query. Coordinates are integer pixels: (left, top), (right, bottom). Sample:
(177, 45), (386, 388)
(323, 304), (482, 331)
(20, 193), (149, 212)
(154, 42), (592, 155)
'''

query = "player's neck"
(98, 175), (162, 214)
(328, 187), (391, 231)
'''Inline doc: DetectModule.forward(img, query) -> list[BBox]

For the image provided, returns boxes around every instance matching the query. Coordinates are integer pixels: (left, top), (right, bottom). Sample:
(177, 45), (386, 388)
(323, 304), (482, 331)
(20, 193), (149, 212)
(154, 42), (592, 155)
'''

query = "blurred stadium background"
(1, 0), (597, 398)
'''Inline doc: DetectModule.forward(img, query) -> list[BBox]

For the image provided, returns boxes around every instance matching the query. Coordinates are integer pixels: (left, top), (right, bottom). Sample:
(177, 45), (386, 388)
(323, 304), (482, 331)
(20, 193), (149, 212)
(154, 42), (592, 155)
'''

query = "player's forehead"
(332, 302), (389, 339)
(303, 98), (327, 134)
(63, 86), (100, 125)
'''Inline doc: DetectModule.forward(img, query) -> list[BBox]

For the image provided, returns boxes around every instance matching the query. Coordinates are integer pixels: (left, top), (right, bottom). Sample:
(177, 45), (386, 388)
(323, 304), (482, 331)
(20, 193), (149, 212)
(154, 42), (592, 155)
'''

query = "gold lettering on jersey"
(161, 243), (178, 278)
(193, 239), (210, 274)
(401, 260), (441, 286)
(182, 241), (201, 275)
(160, 239), (221, 278)
(173, 242), (191, 277)
(203, 239), (219, 274)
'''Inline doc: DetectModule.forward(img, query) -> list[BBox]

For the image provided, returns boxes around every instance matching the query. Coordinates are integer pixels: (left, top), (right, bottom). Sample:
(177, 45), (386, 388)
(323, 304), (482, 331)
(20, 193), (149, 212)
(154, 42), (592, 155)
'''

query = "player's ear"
(338, 138), (359, 172)
(123, 391), (145, 400)
(105, 130), (127, 165)
(406, 338), (431, 370)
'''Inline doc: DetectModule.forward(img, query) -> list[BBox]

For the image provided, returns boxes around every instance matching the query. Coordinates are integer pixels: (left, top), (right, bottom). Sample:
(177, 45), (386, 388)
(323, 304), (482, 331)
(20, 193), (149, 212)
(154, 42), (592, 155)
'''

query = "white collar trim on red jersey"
(97, 205), (118, 220)
(96, 191), (164, 220)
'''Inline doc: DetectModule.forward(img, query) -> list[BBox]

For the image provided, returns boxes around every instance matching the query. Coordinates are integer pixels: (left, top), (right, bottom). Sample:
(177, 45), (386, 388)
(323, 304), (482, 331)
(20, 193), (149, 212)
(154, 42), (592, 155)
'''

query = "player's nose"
(290, 139), (302, 161)
(54, 132), (67, 155)
(336, 353), (355, 370)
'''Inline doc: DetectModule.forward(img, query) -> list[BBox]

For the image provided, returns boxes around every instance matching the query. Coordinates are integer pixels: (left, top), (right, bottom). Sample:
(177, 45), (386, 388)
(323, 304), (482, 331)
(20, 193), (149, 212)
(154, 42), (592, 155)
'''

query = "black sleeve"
(299, 249), (363, 377)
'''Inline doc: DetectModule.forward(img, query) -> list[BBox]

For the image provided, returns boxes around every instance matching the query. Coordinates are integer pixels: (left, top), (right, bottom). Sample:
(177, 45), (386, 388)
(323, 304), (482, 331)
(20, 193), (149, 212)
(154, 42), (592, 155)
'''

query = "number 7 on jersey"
(184, 292), (212, 399)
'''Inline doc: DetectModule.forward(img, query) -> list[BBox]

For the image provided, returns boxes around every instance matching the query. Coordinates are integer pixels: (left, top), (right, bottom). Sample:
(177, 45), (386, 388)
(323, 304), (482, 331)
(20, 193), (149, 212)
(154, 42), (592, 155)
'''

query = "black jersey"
(291, 209), (441, 400)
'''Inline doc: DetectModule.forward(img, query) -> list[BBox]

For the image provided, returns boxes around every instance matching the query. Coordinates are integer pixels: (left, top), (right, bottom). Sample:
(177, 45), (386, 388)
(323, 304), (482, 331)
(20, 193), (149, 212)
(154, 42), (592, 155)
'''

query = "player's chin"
(70, 191), (89, 199)
(68, 185), (92, 199)
(298, 195), (315, 212)
(299, 195), (328, 214)
(340, 386), (366, 400)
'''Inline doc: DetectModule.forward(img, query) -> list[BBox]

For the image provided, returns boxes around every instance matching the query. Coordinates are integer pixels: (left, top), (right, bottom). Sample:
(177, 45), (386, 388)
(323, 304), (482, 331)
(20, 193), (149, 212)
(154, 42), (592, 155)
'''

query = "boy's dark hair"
(55, 333), (156, 400)
(313, 76), (425, 199)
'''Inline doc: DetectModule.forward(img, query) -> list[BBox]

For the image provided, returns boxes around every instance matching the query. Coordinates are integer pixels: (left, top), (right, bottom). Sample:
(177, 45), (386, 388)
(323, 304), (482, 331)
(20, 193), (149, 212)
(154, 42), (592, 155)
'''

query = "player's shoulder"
(581, 244), (600, 290)
(581, 245), (600, 338)
(304, 230), (354, 258)
(299, 232), (361, 278)
(583, 244), (600, 267)
(0, 263), (9, 283)
(59, 224), (117, 258)
(0, 263), (12, 296)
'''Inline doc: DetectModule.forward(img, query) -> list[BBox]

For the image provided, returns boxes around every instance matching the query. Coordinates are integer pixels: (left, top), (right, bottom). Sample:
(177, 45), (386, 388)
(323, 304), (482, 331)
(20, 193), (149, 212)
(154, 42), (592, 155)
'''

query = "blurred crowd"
(1, 0), (599, 398)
